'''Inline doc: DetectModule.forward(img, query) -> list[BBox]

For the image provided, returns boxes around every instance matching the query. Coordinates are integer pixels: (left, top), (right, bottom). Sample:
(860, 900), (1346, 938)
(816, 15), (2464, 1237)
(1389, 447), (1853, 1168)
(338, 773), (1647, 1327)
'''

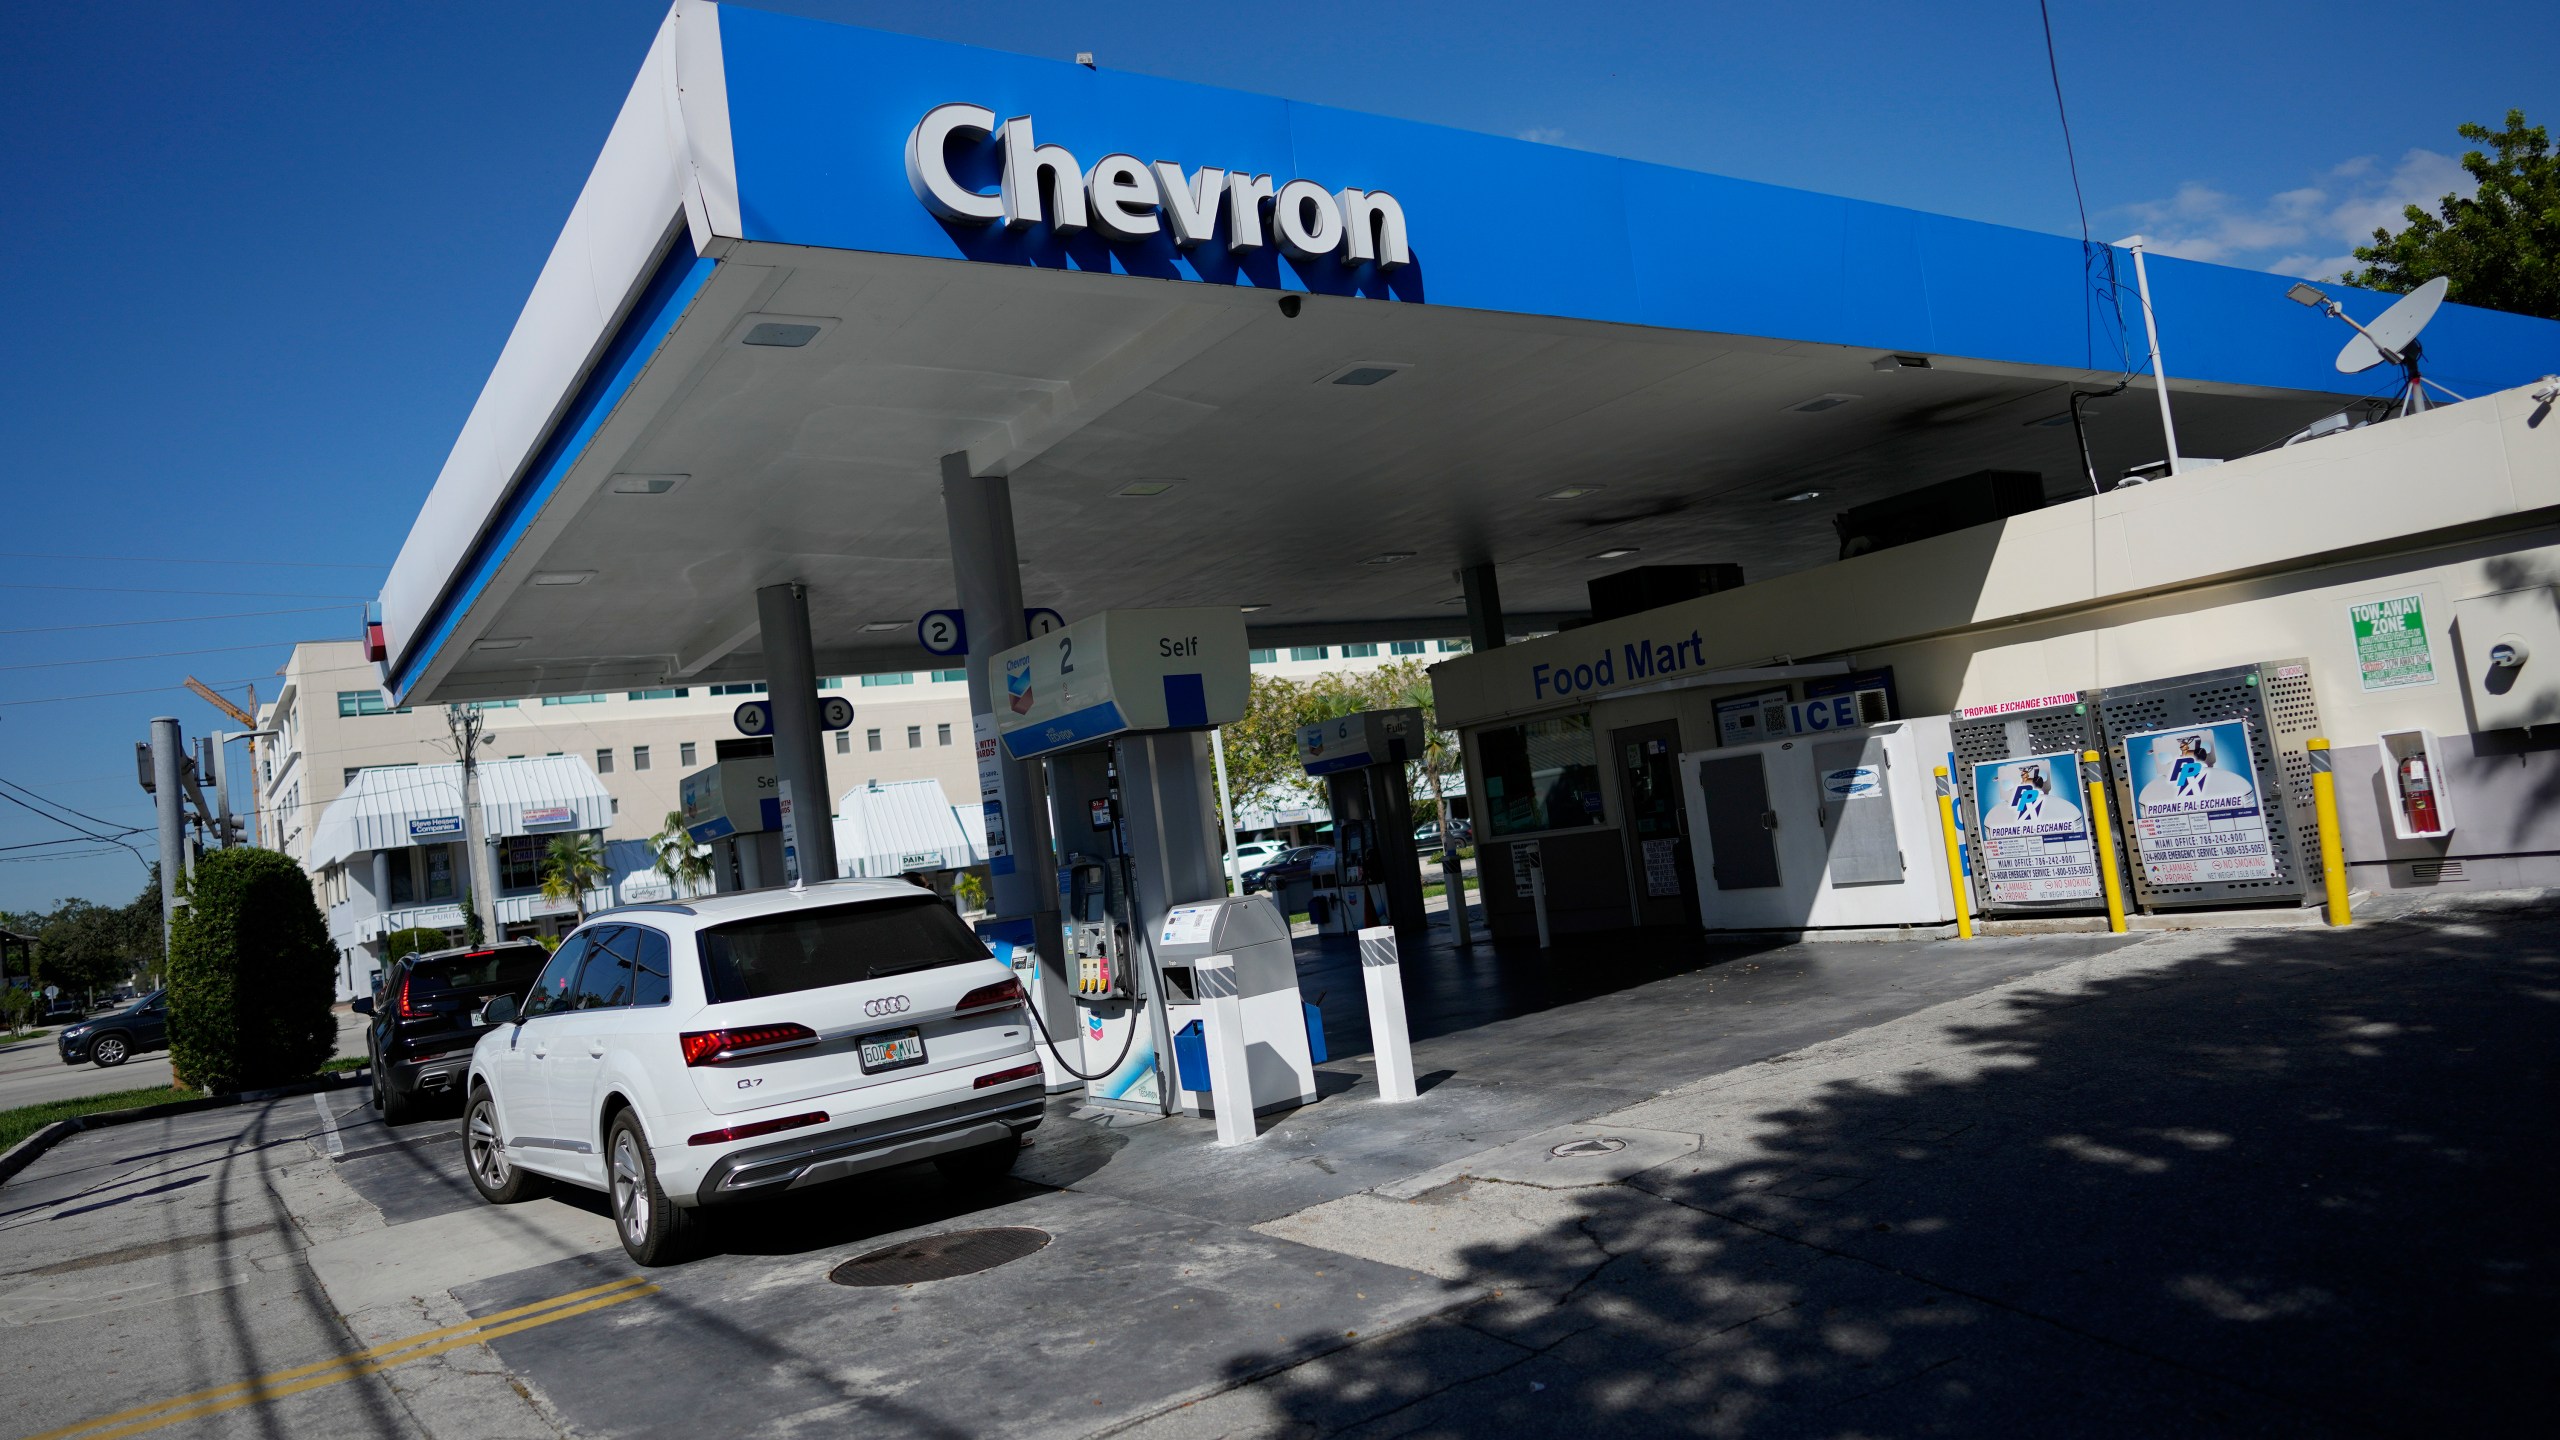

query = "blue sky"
(3, 0), (2553, 912)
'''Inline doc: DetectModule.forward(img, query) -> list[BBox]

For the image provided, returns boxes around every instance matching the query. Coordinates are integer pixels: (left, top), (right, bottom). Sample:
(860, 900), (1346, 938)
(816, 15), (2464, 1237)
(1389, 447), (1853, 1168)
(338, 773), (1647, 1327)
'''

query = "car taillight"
(395, 972), (431, 1019)
(688, 1111), (829, 1146)
(678, 1023), (819, 1066)
(974, 1062), (1043, 1090)
(953, 978), (1026, 1017)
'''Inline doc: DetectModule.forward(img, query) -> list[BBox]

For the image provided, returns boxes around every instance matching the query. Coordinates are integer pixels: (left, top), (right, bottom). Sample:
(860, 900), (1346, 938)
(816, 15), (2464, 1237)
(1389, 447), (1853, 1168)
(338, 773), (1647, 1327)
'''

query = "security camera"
(1277, 295), (1302, 319)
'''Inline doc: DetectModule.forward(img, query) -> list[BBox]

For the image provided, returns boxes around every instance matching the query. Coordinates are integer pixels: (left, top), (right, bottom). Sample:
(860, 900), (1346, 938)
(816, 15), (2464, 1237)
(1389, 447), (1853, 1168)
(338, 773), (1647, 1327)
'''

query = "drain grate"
(829, 1226), (1052, 1286)
(1550, 1137), (1628, 1159)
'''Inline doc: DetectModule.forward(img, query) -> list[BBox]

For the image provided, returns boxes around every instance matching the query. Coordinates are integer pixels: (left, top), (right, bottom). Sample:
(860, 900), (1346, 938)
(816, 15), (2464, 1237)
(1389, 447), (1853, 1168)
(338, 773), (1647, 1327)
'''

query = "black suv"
(355, 942), (550, 1125)
(59, 991), (169, 1068)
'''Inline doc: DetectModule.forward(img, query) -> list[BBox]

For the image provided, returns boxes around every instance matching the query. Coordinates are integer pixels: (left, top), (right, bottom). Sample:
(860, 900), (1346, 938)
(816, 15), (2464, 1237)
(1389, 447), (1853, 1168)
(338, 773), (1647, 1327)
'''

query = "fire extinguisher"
(2397, 754), (2441, 833)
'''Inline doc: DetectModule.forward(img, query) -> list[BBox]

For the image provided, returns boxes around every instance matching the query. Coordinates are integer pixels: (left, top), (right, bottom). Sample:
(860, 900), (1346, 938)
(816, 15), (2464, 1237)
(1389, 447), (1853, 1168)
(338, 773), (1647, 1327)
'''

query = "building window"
(1479, 714), (1605, 837)
(633, 745), (651, 771)
(1249, 649), (1276, 664)
(506, 754), (524, 761)
(1391, 641), (1427, 655)
(930, 669), (967, 683)
(679, 742), (697, 766)
(834, 730), (850, 754)
(335, 690), (409, 717)
(626, 688), (689, 701)
(818, 677), (843, 689)
(866, 729), (882, 752)
(1439, 639), (1472, 653)
(1289, 646), (1329, 661)
(1343, 643), (1379, 658)
(860, 672), (914, 687)
(596, 748), (614, 774)
(542, 694), (608, 706)
(710, 682), (766, 696)
(472, 698), (518, 709)
(343, 767), (361, 785)
(906, 725), (922, 748)
(498, 834), (545, 890)
(937, 723), (952, 746)
(341, 763), (414, 786)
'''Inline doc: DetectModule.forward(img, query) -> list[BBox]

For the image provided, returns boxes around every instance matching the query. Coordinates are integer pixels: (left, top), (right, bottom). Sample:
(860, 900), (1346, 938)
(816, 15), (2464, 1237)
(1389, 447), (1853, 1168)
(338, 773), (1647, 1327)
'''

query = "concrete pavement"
(5, 891), (2549, 1437)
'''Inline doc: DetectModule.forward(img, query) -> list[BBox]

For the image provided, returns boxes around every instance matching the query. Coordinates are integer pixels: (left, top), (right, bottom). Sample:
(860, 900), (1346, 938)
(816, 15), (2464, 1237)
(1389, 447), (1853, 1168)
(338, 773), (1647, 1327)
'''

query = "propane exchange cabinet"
(990, 608), (1316, 1117)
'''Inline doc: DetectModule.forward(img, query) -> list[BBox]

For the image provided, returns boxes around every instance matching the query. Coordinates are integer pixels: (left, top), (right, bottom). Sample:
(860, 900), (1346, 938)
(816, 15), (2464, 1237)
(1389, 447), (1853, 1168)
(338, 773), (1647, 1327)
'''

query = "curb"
(0, 1069), (369, 1187)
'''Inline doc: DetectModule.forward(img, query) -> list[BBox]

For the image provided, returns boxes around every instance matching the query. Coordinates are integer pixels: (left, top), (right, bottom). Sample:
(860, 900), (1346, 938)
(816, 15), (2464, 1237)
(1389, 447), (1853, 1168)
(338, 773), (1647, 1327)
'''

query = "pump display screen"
(696, 896), (990, 1003)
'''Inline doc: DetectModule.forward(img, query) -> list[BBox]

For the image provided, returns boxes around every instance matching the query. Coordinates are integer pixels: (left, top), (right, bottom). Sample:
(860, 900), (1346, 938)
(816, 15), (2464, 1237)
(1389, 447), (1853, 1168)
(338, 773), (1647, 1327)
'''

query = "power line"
(0, 583), (369, 600)
(0, 604), (350, 637)
(2035, 0), (2136, 381)
(0, 551), (385, 570)
(0, 674), (275, 709)
(0, 777), (137, 835)
(0, 640), (291, 674)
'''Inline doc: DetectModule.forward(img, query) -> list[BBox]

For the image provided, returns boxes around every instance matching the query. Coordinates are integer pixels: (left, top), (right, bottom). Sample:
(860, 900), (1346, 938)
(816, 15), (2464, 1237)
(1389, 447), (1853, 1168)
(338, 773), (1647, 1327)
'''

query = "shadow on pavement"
(1221, 893), (2560, 1435)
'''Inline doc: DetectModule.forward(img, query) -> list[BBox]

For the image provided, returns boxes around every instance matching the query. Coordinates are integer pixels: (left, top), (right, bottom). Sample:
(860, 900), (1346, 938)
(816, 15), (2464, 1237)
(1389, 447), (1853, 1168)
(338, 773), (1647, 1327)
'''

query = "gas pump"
(1298, 709), (1429, 936)
(988, 607), (1312, 1117)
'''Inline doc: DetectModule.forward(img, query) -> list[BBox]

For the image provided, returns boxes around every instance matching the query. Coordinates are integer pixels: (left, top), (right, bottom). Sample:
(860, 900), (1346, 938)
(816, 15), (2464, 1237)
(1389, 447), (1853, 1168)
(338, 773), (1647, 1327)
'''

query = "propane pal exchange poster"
(2119, 720), (2278, 884)
(1969, 751), (2102, 903)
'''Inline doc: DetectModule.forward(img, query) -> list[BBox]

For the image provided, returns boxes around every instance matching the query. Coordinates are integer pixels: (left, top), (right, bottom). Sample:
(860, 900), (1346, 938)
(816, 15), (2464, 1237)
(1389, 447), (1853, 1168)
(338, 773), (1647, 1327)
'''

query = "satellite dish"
(2336, 275), (2448, 374)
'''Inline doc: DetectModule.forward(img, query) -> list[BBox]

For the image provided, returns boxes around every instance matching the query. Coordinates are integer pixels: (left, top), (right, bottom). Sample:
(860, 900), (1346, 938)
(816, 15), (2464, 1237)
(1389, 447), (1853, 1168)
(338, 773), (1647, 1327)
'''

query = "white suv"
(461, 880), (1044, 1264)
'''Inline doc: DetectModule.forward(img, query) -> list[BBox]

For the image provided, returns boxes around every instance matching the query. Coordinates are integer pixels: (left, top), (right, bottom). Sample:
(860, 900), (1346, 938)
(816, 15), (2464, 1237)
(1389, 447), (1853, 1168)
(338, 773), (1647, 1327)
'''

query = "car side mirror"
(350, 996), (373, 1016)
(477, 995), (521, 1027)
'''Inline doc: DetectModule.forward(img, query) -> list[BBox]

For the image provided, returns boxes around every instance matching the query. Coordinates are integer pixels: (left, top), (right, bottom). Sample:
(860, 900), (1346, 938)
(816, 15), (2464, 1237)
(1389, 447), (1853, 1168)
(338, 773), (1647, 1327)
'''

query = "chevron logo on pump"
(1006, 655), (1033, 714)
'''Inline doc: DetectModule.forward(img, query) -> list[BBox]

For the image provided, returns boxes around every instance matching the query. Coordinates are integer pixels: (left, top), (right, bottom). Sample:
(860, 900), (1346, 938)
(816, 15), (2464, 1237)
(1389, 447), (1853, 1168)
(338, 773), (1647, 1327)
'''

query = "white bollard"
(1195, 953), (1257, 1146)
(1357, 925), (1418, 1104)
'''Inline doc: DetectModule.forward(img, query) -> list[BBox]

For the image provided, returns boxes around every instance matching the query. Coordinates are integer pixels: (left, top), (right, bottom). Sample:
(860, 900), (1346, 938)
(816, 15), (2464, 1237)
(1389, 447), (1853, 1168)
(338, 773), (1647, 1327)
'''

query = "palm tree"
(540, 833), (608, 925)
(651, 810), (714, 898)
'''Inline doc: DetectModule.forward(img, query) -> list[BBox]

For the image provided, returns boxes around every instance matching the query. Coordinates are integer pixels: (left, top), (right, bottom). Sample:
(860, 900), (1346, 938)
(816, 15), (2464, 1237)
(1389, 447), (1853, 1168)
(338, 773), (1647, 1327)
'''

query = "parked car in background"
(462, 883), (1043, 1265)
(1413, 818), (1474, 851)
(42, 999), (89, 1026)
(1224, 839), (1286, 882)
(355, 941), (552, 1125)
(1242, 846), (1333, 894)
(58, 991), (169, 1068)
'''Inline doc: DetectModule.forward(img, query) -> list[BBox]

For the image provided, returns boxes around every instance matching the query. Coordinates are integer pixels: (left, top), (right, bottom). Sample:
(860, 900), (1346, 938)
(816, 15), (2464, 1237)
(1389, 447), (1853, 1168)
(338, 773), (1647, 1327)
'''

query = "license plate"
(858, 1026), (926, 1074)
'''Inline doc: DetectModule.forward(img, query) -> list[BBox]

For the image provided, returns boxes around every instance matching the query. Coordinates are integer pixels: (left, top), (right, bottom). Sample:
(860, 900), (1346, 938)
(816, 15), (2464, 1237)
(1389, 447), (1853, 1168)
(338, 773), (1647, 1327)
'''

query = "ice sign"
(1823, 766), (1881, 799)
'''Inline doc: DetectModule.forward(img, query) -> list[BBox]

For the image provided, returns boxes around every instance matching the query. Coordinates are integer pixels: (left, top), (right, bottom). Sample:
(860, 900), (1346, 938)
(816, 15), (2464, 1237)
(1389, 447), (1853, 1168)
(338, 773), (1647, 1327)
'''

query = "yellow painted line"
(27, 1275), (657, 1440)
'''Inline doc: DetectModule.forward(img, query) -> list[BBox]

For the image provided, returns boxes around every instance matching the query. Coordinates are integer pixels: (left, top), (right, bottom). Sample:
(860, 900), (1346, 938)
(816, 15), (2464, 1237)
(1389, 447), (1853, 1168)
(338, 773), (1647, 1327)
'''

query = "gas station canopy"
(380, 1), (2560, 705)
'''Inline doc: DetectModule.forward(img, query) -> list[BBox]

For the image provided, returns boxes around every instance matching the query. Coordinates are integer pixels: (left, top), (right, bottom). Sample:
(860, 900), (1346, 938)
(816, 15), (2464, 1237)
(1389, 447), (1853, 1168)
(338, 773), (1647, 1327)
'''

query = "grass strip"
(1, 1085), (206, 1153)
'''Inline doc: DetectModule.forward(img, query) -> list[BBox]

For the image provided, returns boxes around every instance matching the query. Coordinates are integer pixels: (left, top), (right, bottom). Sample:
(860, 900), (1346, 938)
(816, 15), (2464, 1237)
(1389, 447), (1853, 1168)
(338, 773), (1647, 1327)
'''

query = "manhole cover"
(1550, 1137), (1628, 1159)
(829, 1227), (1052, 1286)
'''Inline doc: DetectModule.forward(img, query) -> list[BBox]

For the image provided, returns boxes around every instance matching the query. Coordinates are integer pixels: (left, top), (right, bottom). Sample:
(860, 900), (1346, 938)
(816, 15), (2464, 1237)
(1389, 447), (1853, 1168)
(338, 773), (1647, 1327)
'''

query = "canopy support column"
(756, 582), (839, 885)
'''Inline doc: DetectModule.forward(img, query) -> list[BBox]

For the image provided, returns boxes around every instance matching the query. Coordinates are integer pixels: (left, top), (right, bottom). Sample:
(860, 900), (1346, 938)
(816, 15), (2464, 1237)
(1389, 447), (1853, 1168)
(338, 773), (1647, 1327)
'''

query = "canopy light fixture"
(472, 637), (529, 651)
(1320, 360), (1411, 387)
(1774, 490), (1823, 504)
(1591, 547), (1640, 560)
(1786, 393), (1860, 414)
(530, 571), (595, 587)
(742, 322), (822, 348)
(2286, 282), (2328, 308)
(609, 474), (686, 495)
(1362, 551), (1417, 565)
(860, 621), (905, 633)
(1112, 480), (1178, 497)
(1239, 603), (1270, 613)
(1871, 353), (1933, 372)
(1542, 485), (1602, 500)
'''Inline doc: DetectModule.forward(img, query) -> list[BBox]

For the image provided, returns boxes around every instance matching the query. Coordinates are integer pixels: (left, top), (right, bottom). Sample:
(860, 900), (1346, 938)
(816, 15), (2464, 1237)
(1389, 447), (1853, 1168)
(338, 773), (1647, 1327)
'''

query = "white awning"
(307, 756), (613, 869)
(832, 779), (985, 878)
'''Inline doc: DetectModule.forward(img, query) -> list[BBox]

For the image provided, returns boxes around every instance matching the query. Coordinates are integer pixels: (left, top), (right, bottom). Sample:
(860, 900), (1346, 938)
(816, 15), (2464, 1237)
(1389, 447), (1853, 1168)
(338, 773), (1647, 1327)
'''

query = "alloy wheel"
(467, 1100), (510, 1189)
(94, 1036), (127, 1066)
(612, 1129), (650, 1246)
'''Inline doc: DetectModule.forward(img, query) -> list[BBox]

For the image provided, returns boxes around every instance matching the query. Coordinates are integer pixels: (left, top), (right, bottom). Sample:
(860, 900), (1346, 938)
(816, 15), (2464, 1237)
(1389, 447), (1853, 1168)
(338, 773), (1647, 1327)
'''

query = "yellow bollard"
(2081, 750), (2128, 933)
(1933, 765), (1974, 939)
(2307, 737), (2352, 925)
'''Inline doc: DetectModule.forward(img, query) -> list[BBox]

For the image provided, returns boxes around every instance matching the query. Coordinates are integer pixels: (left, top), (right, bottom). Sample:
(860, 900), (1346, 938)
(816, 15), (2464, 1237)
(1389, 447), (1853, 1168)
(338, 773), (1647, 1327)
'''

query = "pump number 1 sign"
(1969, 750), (2102, 903)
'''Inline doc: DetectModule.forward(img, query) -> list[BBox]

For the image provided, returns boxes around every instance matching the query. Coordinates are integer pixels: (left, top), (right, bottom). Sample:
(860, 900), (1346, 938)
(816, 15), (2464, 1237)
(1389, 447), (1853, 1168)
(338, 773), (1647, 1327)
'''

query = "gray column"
(371, 851), (393, 912)
(150, 717), (184, 946)
(1460, 562), (1506, 650)
(756, 582), (840, 884)
(940, 455), (1059, 921)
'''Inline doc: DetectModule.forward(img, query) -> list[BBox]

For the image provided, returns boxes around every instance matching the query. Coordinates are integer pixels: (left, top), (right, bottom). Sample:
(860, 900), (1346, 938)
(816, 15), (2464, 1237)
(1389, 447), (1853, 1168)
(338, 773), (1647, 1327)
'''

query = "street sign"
(43, 985), (59, 1000)
(1024, 607), (1066, 637)
(733, 701), (772, 738)
(917, 610), (966, 656)
(820, 696), (855, 731)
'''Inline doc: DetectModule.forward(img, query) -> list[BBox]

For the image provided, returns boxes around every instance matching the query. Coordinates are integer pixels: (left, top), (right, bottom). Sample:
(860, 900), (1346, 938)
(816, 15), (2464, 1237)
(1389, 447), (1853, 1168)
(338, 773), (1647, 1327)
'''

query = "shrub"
(380, 927), (447, 963)
(167, 847), (338, 1093)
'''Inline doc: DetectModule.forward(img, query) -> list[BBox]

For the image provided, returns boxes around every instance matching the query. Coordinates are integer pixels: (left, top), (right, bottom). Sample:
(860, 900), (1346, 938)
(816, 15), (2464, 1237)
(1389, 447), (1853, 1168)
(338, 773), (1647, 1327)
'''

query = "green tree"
(166, 847), (337, 1093)
(2347, 109), (2559, 320)
(35, 900), (139, 1001)
(1213, 659), (1461, 832)
(380, 927), (448, 962)
(541, 833), (607, 925)
(460, 887), (486, 948)
(651, 811), (713, 898)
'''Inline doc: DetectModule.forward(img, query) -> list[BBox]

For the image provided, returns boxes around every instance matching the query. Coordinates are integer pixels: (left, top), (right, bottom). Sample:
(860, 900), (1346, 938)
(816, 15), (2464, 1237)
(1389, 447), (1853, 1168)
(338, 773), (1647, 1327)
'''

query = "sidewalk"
(1124, 887), (2560, 1437)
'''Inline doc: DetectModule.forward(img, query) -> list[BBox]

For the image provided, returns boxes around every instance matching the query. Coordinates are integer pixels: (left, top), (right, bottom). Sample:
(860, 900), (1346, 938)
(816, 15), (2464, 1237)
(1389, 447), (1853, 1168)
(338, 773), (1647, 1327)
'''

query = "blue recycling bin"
(1173, 1003), (1328, 1092)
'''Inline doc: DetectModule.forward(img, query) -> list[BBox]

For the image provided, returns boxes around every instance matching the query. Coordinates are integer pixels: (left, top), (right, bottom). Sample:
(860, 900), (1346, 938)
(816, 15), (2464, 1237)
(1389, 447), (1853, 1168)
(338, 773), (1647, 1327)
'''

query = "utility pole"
(447, 705), (499, 943)
(148, 717), (185, 950)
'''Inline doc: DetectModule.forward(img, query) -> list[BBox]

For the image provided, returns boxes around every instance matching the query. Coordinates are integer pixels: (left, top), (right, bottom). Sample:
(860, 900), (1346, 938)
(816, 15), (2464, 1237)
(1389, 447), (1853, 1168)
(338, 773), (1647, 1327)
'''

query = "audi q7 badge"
(863, 996), (911, 1018)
